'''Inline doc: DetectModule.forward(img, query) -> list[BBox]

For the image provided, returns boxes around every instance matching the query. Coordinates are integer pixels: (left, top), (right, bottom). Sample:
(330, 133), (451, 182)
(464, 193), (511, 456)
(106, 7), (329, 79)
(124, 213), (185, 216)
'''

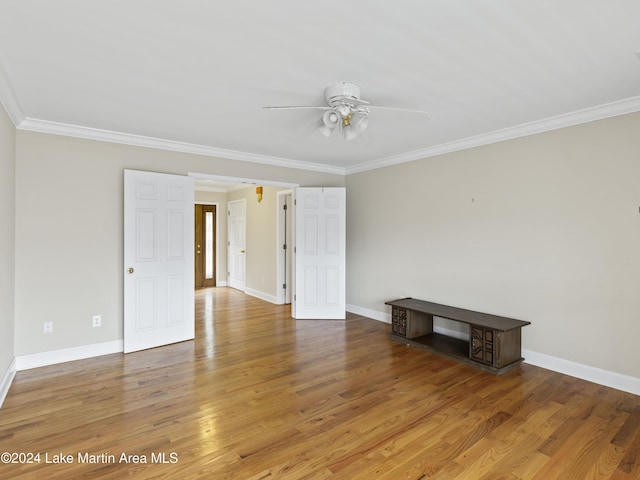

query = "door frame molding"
(188, 172), (299, 190)
(276, 189), (294, 305)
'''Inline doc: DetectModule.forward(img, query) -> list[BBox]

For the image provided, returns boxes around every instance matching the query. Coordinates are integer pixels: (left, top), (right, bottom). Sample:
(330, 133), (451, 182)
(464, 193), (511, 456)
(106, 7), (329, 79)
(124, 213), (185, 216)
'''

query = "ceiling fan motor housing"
(324, 81), (363, 106)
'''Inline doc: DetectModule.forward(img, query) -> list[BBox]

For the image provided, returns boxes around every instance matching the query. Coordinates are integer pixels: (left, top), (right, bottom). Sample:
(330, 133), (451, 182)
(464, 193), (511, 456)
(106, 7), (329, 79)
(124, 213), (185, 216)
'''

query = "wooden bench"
(385, 298), (531, 375)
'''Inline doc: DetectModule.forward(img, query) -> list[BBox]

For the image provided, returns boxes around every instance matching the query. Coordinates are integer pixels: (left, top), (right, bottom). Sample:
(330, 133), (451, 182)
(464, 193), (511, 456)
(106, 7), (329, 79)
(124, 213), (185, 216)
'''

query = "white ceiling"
(1, 1), (639, 175)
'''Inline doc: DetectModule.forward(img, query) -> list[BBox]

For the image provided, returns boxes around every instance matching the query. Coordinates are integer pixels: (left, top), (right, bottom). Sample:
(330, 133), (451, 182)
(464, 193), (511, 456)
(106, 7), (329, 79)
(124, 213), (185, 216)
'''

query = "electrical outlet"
(92, 315), (102, 328)
(43, 321), (53, 334)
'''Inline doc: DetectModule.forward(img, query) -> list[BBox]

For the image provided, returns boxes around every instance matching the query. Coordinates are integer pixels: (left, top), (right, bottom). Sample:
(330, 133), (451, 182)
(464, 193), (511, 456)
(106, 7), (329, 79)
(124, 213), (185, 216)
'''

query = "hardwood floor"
(1, 287), (639, 479)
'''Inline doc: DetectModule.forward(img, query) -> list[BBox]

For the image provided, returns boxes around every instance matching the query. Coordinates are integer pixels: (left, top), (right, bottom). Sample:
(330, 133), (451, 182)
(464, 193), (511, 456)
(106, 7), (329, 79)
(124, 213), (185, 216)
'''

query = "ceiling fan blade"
(347, 97), (370, 105)
(262, 106), (330, 110)
(367, 105), (430, 116)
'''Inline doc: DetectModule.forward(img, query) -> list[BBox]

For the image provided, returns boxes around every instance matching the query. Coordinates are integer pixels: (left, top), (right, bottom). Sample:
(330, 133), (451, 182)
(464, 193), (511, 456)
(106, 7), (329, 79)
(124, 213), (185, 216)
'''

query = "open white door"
(293, 187), (346, 319)
(227, 199), (246, 291)
(124, 169), (195, 353)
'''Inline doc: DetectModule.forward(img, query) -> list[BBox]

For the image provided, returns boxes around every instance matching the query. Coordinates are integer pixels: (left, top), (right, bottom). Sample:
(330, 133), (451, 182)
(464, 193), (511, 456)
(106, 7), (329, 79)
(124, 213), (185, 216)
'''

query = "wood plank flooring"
(1, 287), (639, 479)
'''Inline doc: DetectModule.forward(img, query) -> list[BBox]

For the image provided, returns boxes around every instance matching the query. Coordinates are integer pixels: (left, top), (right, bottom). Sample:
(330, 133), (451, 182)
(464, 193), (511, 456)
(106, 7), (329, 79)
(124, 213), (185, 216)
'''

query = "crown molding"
(345, 96), (640, 175)
(0, 60), (25, 126)
(12, 95), (640, 177)
(17, 117), (347, 175)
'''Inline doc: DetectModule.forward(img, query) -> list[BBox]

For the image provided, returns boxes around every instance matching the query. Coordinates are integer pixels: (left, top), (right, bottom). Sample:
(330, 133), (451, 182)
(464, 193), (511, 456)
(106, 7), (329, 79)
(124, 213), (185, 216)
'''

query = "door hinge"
(283, 244), (287, 250)
(283, 204), (288, 210)
(227, 210), (230, 215)
(283, 283), (286, 290)
(294, 199), (297, 205)
(294, 294), (296, 301)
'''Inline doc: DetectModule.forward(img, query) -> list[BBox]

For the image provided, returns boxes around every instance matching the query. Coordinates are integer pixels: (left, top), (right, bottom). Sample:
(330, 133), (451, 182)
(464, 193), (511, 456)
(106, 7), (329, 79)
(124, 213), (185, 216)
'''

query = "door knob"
(197, 251), (201, 254)
(127, 267), (134, 274)
(240, 250), (245, 253)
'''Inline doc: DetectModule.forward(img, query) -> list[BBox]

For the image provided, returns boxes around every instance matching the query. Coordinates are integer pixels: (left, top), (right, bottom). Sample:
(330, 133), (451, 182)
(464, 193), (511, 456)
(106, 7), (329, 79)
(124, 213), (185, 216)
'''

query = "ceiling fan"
(263, 81), (429, 141)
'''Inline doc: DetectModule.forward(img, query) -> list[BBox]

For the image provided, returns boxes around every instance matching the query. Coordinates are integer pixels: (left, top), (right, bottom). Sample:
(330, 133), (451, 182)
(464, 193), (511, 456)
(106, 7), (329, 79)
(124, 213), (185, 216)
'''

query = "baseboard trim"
(347, 304), (640, 396)
(0, 358), (17, 409)
(15, 340), (124, 371)
(347, 303), (390, 323)
(522, 349), (640, 396)
(244, 287), (278, 305)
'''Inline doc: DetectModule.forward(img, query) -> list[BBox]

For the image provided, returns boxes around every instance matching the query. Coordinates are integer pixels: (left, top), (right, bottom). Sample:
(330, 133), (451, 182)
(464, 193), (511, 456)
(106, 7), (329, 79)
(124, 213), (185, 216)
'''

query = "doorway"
(195, 204), (217, 288)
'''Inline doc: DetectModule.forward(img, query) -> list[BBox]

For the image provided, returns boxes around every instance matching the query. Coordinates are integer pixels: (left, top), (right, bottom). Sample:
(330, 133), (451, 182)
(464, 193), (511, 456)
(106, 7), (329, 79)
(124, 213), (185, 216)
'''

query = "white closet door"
(227, 199), (246, 291)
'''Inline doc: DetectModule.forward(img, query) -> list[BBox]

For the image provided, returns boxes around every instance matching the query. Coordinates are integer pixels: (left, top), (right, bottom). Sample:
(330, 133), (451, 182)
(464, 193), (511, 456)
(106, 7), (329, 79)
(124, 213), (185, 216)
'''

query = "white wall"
(346, 113), (640, 379)
(0, 103), (15, 381)
(14, 131), (344, 356)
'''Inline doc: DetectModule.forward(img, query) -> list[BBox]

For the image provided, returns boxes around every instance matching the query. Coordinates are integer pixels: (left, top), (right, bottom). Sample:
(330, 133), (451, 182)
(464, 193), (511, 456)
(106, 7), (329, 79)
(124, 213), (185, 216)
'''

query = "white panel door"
(124, 169), (194, 353)
(293, 187), (346, 319)
(228, 199), (246, 291)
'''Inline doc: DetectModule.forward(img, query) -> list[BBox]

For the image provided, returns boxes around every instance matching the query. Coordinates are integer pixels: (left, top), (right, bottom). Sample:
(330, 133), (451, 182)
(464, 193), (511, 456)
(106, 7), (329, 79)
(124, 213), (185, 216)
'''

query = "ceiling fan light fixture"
(342, 124), (357, 141)
(318, 124), (333, 138)
(322, 110), (339, 128)
(355, 115), (369, 134)
(320, 110), (340, 137)
(336, 104), (351, 118)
